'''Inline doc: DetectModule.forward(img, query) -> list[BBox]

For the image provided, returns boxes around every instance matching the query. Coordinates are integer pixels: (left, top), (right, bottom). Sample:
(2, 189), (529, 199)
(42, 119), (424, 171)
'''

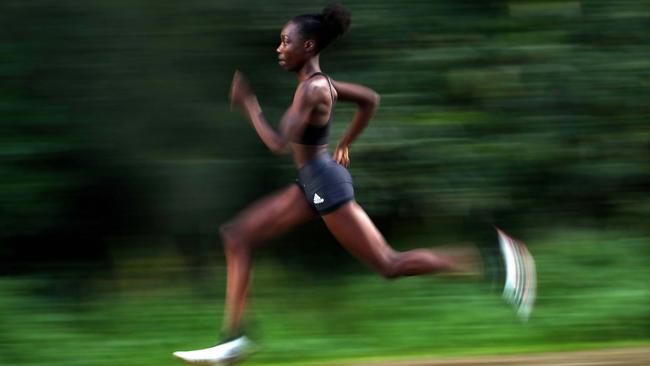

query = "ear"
(304, 39), (316, 53)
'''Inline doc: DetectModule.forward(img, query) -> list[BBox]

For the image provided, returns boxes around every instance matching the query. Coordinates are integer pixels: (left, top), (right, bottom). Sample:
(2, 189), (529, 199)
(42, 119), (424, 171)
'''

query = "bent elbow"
(371, 92), (381, 108)
(270, 147), (288, 155)
(269, 144), (284, 155)
(269, 138), (289, 155)
(362, 92), (380, 111)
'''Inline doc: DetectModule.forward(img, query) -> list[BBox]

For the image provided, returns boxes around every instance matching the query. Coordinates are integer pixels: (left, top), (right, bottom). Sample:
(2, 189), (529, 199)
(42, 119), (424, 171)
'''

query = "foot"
(173, 336), (255, 365)
(496, 227), (537, 321)
(436, 243), (485, 280)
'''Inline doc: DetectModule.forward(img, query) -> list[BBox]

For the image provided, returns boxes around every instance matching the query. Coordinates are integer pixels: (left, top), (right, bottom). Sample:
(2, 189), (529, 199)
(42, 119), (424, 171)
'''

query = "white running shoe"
(496, 227), (537, 321)
(173, 336), (255, 365)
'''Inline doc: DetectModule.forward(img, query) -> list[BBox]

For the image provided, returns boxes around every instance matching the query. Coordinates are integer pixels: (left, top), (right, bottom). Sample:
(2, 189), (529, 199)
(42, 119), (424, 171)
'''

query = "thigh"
(226, 184), (318, 246)
(321, 201), (395, 270)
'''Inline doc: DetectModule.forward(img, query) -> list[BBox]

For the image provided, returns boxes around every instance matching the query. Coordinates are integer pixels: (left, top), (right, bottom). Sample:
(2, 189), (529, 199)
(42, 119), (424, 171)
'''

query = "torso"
(291, 143), (329, 168)
(290, 73), (337, 169)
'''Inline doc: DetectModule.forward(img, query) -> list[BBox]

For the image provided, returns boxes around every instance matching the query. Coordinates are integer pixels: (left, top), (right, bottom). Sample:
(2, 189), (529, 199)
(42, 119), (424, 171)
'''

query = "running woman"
(174, 4), (535, 364)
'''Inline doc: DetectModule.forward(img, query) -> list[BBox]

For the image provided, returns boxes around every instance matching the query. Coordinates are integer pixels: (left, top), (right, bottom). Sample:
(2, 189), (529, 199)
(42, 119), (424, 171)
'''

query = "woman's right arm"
(230, 70), (315, 154)
(330, 80), (380, 167)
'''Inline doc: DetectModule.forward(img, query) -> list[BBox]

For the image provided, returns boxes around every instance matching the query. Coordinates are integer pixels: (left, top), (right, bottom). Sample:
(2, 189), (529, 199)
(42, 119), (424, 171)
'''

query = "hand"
(333, 143), (350, 167)
(229, 70), (254, 110)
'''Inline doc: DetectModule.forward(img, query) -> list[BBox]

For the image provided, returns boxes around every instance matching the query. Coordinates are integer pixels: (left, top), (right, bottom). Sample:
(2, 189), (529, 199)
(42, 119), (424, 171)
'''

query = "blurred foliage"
(1, 0), (648, 262)
(0, 0), (649, 363)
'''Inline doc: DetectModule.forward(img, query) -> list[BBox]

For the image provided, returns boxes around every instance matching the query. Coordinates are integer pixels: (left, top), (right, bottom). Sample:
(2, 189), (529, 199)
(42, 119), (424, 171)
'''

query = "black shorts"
(296, 152), (355, 215)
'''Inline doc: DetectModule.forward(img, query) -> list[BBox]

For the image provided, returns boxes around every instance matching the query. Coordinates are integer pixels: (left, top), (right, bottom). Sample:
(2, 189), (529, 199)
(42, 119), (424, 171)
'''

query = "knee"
(377, 252), (401, 280)
(220, 222), (249, 254)
(379, 266), (400, 280)
(380, 268), (399, 280)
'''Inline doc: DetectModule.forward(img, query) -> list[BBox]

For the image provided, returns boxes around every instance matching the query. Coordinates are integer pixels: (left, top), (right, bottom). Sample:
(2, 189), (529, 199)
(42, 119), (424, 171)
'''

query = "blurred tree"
(1, 0), (648, 270)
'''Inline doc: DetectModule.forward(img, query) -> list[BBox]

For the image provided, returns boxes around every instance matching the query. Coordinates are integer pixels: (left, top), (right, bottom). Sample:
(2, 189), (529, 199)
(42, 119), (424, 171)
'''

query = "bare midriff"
(291, 143), (329, 169)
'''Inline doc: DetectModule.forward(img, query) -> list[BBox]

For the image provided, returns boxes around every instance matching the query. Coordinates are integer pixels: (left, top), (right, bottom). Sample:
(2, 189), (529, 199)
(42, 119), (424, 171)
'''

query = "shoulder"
(294, 76), (331, 103)
(299, 76), (330, 93)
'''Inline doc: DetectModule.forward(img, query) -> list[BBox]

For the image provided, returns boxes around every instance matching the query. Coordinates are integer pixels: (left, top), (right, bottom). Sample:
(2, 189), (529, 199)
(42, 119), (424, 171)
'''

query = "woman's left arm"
(330, 79), (380, 167)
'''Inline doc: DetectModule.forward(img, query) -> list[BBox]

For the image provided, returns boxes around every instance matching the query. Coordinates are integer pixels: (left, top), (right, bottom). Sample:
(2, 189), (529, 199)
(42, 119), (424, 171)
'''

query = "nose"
(276, 44), (281, 54)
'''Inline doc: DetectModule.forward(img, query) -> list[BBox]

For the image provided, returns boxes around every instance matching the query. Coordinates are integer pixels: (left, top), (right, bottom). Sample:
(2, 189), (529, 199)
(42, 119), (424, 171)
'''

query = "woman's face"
(276, 21), (312, 72)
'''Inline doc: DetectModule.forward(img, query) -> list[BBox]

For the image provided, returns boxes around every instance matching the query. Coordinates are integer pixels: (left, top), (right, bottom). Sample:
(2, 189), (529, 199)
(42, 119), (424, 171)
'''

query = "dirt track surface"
(334, 347), (650, 366)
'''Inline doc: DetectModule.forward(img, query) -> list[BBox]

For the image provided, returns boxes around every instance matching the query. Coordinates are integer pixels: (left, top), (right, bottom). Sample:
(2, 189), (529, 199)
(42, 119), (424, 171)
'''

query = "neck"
(297, 55), (321, 81)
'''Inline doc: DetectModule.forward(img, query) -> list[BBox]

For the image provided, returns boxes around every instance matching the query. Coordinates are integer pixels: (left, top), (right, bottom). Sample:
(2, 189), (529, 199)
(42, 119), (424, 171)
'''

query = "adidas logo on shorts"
(313, 193), (324, 204)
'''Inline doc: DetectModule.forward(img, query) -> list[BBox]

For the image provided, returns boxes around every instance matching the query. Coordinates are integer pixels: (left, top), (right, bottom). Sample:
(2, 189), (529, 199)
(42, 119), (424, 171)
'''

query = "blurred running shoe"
(173, 335), (255, 365)
(496, 227), (537, 321)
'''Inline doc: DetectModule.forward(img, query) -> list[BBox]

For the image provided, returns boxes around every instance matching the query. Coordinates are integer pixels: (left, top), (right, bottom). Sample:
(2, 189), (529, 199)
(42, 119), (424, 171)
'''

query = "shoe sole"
(173, 353), (241, 366)
(173, 342), (257, 366)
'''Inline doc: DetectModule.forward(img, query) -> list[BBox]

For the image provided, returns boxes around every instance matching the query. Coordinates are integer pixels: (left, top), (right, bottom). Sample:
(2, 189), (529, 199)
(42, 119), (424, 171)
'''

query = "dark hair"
(291, 4), (351, 53)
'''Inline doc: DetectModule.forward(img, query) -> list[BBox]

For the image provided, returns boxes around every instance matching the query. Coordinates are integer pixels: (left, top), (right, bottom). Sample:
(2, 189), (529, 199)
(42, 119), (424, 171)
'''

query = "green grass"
(1, 228), (648, 366)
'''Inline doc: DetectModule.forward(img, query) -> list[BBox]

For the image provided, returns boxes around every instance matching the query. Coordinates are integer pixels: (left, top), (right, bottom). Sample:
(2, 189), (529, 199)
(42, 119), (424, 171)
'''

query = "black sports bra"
(294, 72), (334, 146)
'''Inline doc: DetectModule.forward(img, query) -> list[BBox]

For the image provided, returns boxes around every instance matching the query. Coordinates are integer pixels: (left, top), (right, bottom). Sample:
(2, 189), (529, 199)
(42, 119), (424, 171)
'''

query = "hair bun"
(321, 3), (351, 39)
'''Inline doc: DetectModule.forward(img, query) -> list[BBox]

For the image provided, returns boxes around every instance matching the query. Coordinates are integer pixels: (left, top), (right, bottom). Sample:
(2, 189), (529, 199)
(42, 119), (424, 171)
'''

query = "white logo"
(313, 193), (324, 204)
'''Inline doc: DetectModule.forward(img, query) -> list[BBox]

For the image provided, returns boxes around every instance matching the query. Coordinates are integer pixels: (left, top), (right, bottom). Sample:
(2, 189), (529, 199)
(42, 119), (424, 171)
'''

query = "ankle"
(221, 328), (245, 342)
